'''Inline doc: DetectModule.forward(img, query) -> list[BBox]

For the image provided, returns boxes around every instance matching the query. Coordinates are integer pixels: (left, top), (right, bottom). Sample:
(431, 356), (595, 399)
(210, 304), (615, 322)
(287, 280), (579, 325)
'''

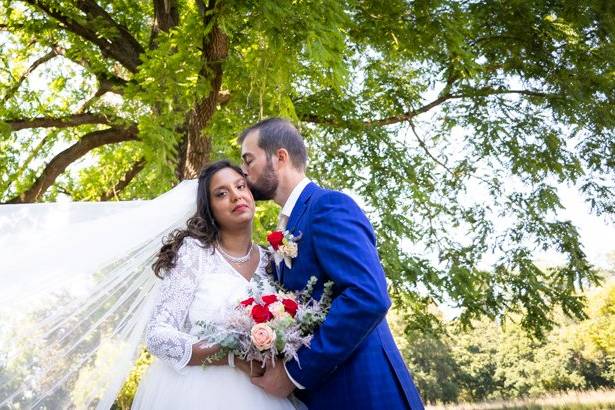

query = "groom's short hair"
(239, 118), (307, 170)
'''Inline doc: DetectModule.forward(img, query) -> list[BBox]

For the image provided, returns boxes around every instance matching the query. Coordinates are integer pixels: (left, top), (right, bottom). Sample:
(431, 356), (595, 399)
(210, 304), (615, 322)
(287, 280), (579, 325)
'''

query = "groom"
(240, 118), (424, 409)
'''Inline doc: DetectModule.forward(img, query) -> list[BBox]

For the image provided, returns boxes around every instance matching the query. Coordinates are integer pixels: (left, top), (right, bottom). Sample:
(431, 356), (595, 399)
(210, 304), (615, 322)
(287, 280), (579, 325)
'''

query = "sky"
(541, 185), (615, 269)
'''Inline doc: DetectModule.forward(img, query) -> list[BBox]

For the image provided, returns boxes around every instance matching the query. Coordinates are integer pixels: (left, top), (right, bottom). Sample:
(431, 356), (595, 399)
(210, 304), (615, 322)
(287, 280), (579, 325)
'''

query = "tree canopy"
(395, 275), (615, 404)
(1, 0), (614, 335)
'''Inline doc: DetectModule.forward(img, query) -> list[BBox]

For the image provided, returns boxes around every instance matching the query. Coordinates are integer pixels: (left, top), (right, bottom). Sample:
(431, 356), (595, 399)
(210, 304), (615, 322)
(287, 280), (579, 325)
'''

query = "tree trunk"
(178, 24), (228, 179)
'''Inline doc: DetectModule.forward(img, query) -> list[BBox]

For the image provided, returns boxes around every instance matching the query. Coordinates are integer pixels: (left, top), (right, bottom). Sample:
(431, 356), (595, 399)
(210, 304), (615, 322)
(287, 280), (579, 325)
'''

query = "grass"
(426, 389), (615, 410)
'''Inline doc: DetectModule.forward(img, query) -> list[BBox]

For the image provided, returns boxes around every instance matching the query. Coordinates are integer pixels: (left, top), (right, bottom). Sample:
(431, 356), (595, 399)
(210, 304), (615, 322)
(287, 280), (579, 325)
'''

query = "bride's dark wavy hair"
(152, 160), (246, 278)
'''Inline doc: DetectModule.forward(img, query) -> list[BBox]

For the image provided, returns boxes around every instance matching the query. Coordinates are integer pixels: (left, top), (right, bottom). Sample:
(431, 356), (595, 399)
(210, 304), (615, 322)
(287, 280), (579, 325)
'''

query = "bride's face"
(208, 167), (255, 229)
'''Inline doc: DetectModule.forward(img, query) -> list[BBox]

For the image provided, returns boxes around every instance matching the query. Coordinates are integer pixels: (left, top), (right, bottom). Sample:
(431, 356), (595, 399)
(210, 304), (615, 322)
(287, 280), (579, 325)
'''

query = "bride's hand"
(235, 359), (266, 377)
(188, 342), (226, 366)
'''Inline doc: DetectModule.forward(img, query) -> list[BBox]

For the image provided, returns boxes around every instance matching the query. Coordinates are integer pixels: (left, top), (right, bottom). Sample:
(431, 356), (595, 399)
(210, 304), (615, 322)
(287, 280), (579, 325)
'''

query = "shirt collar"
(280, 177), (311, 218)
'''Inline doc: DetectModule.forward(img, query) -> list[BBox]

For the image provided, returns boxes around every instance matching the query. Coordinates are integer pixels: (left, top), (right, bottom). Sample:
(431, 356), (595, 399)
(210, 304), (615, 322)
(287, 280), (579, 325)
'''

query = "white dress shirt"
(279, 177), (311, 224)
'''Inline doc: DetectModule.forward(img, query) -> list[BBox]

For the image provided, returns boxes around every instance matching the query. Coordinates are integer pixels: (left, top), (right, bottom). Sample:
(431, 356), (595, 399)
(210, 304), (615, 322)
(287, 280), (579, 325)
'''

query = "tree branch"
(60, 49), (130, 92)
(76, 73), (129, 113)
(408, 121), (455, 175)
(5, 125), (138, 203)
(0, 23), (18, 31)
(99, 157), (146, 201)
(0, 45), (64, 104)
(409, 121), (502, 191)
(77, 87), (110, 113)
(451, 87), (551, 99)
(74, 0), (145, 60)
(301, 88), (552, 128)
(96, 72), (129, 92)
(150, 0), (179, 49)
(25, 0), (144, 72)
(6, 113), (111, 131)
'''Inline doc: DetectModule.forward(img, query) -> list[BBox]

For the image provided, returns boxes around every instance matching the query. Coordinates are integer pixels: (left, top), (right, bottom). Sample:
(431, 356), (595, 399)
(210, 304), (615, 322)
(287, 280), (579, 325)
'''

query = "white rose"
(282, 242), (298, 258)
(268, 301), (286, 318)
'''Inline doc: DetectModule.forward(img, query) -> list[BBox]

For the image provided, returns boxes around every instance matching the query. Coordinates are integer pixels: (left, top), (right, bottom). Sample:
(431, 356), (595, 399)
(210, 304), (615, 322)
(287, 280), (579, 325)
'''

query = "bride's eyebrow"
(211, 184), (228, 192)
(212, 178), (245, 192)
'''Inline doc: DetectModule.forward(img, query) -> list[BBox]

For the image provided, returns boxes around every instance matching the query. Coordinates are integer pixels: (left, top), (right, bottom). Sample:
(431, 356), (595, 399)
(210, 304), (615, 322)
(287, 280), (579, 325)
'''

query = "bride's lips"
(232, 204), (249, 213)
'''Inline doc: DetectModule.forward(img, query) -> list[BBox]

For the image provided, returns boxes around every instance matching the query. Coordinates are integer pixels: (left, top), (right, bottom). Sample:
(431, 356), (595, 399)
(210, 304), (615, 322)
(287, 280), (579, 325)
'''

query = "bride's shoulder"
(167, 237), (214, 275)
(179, 237), (213, 255)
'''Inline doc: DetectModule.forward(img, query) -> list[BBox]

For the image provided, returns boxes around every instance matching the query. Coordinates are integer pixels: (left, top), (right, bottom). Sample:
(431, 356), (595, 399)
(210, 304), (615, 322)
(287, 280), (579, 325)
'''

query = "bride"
(132, 160), (294, 409)
(0, 160), (294, 409)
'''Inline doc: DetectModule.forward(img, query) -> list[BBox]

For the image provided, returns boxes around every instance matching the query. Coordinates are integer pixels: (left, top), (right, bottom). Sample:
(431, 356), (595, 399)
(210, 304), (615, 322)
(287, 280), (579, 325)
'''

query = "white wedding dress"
(132, 238), (294, 410)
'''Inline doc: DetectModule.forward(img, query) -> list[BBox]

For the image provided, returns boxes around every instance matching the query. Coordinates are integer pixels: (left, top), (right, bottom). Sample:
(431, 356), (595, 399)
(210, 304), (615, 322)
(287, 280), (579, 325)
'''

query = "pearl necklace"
(217, 241), (253, 264)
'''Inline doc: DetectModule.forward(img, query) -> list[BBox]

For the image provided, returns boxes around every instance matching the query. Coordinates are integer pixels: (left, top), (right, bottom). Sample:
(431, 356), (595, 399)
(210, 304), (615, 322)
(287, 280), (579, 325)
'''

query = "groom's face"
(240, 130), (279, 201)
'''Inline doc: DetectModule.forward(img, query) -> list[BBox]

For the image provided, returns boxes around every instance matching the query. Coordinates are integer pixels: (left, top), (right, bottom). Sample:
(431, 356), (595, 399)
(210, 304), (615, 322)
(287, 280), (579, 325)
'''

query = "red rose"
(261, 294), (278, 306)
(240, 297), (255, 307)
(267, 231), (284, 250)
(251, 304), (273, 323)
(282, 298), (298, 317)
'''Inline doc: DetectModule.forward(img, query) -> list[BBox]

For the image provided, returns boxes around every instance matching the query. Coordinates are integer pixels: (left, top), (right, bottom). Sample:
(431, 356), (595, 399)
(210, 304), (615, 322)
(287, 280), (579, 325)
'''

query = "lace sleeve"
(145, 239), (202, 371)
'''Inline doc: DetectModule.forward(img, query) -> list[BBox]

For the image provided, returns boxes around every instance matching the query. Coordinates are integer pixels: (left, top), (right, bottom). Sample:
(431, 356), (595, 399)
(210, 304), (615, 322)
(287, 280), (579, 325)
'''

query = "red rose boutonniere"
(266, 230), (301, 269)
(266, 231), (284, 250)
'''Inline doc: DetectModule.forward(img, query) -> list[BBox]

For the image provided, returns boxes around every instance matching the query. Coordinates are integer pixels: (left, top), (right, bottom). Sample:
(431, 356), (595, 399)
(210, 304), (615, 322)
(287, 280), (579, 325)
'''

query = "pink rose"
(250, 323), (277, 351)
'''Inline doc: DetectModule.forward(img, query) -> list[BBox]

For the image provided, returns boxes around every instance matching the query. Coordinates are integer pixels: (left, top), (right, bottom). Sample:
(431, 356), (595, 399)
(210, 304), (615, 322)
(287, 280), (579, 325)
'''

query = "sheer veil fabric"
(0, 180), (198, 409)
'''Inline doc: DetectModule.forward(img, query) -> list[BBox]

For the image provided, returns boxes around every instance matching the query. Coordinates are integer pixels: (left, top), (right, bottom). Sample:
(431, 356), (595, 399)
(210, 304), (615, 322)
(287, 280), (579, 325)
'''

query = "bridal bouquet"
(195, 275), (333, 367)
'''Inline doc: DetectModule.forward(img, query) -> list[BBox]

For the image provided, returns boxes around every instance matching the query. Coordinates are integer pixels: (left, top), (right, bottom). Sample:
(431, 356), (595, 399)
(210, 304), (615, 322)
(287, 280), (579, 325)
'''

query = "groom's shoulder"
(310, 186), (362, 213)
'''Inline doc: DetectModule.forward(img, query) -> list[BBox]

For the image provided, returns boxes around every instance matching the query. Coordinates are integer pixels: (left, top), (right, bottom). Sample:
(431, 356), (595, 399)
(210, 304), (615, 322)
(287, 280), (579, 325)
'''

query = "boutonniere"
(266, 230), (301, 269)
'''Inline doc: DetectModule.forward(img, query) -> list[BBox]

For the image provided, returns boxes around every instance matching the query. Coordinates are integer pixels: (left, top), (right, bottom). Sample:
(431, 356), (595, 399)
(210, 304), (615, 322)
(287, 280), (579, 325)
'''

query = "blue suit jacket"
(278, 183), (424, 410)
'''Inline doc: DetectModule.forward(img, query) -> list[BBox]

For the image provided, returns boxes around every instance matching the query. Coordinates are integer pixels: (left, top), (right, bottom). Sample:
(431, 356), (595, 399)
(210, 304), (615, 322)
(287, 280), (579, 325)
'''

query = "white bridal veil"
(0, 180), (198, 409)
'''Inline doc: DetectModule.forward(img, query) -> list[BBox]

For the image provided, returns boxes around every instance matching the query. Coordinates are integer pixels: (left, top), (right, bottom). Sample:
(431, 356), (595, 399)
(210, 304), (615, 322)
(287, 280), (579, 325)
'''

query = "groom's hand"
(251, 361), (295, 398)
(236, 359), (266, 377)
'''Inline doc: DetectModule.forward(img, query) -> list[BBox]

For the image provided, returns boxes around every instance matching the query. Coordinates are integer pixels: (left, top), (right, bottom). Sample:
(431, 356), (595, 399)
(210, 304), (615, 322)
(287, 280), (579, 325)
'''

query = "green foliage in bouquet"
(297, 277), (335, 336)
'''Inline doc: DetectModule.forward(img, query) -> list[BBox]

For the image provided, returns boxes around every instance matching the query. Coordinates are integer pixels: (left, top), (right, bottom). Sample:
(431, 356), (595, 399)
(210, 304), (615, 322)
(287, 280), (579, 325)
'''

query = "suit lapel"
(286, 182), (317, 232)
(279, 182), (318, 282)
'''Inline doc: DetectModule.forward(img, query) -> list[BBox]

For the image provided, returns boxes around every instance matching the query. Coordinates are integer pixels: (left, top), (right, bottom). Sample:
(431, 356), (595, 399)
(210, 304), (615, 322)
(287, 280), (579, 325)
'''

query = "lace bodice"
(145, 238), (269, 371)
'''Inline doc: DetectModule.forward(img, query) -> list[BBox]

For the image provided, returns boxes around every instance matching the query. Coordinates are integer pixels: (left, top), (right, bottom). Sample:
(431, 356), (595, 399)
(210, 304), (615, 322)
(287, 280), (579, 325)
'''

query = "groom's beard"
(248, 159), (278, 200)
